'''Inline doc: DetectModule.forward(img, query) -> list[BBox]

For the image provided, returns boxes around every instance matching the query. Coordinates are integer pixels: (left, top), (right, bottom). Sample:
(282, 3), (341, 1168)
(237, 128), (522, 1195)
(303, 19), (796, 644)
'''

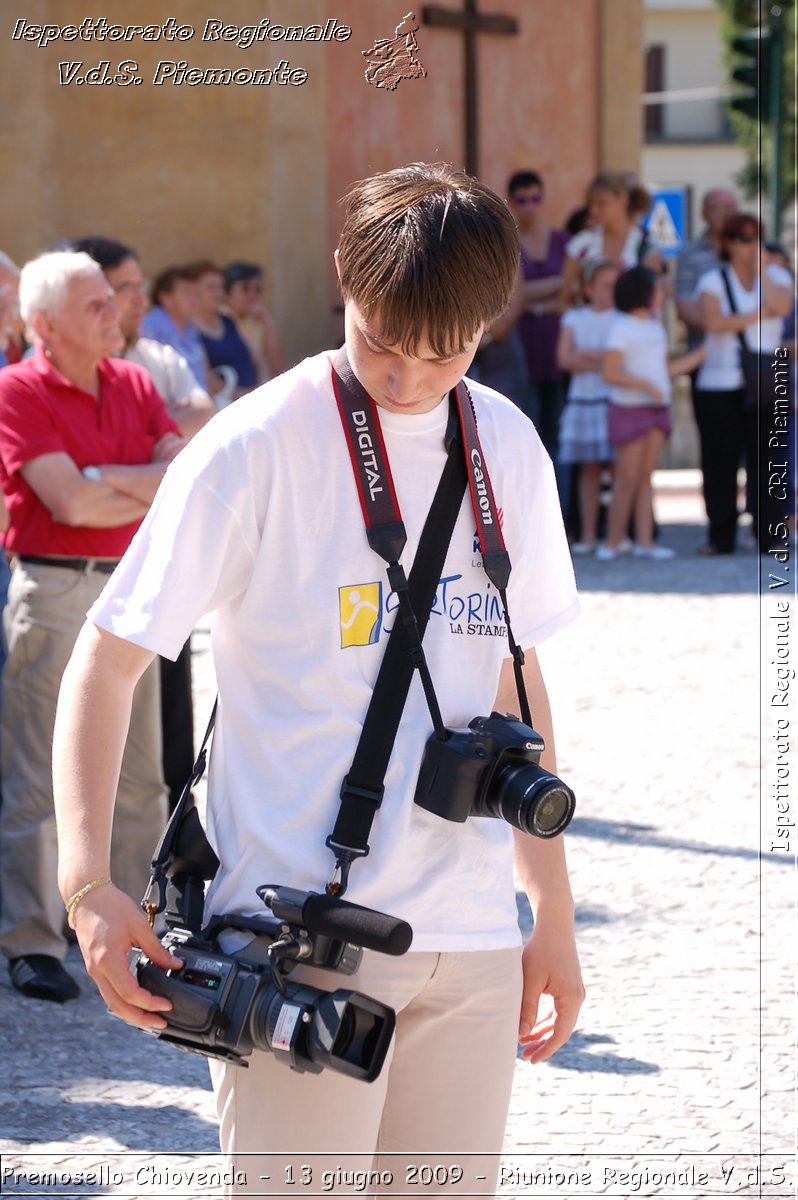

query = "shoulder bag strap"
(720, 266), (751, 358)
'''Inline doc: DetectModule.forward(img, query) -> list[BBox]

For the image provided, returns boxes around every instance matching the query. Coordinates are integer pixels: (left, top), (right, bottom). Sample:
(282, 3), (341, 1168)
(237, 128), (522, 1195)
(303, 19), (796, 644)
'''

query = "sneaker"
(570, 542), (596, 556)
(594, 545), (618, 562)
(631, 544), (675, 560)
(617, 538), (633, 555)
(9, 954), (80, 1003)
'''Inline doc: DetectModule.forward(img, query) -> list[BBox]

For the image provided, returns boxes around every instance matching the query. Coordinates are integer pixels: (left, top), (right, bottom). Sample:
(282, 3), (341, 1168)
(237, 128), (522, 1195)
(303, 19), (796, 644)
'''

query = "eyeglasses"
(113, 279), (149, 296)
(512, 193), (543, 206)
(729, 234), (758, 244)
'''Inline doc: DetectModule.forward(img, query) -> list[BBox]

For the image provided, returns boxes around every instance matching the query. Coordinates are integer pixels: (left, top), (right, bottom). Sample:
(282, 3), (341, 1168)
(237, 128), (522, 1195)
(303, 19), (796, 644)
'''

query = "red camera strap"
(331, 351), (406, 566)
(332, 348), (511, 588)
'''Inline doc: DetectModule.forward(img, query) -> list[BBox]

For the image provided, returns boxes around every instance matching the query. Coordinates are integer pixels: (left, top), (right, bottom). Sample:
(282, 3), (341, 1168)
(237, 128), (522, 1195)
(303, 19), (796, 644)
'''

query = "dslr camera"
(132, 870), (412, 1083)
(414, 711), (575, 837)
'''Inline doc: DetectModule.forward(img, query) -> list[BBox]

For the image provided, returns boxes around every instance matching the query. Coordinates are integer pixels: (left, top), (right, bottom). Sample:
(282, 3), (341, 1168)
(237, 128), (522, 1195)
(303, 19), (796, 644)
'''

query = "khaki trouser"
(210, 946), (523, 1197)
(0, 559), (167, 961)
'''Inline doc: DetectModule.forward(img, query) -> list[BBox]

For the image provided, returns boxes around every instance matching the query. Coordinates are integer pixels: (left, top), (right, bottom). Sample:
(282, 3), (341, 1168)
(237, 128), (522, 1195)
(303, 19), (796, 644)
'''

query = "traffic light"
(730, 28), (773, 121)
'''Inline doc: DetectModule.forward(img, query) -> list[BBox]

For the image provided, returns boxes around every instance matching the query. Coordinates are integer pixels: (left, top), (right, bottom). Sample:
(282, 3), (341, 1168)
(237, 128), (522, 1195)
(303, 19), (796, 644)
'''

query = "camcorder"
(131, 809), (412, 1082)
(131, 700), (572, 1083)
(414, 711), (575, 838)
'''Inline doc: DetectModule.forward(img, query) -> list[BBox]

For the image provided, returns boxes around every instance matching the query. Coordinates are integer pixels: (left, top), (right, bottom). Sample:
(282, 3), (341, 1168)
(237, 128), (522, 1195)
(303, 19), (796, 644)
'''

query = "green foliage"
(716, 0), (796, 214)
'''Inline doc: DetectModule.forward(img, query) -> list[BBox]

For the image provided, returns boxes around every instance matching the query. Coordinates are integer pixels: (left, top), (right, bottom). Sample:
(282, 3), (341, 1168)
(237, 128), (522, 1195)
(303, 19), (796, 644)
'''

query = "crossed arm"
(20, 433), (185, 526)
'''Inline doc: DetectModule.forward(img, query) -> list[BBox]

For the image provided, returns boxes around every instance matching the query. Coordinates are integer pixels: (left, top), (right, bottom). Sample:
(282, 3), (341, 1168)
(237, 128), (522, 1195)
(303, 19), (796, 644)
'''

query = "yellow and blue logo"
(338, 582), (383, 648)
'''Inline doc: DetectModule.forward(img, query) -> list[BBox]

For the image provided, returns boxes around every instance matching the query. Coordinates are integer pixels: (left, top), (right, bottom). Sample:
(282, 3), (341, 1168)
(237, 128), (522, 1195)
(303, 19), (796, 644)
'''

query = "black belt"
(16, 555), (120, 575)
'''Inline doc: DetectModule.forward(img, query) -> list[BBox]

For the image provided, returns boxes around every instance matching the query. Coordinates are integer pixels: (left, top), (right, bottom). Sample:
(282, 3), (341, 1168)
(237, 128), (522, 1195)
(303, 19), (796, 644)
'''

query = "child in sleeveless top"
(556, 259), (619, 554)
(598, 267), (704, 561)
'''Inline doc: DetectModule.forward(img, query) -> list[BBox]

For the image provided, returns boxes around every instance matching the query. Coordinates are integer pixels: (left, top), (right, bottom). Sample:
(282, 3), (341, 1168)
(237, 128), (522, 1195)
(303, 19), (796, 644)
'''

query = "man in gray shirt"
(675, 188), (738, 349)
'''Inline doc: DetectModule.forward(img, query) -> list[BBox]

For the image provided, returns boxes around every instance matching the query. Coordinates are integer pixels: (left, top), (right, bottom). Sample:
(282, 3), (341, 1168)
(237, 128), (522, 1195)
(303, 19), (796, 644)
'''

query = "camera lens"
(249, 980), (396, 1082)
(532, 786), (573, 836)
(488, 762), (575, 838)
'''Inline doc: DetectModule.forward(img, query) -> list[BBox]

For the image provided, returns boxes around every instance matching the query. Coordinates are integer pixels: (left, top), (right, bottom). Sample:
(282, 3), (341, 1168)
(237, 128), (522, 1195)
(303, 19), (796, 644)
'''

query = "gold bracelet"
(65, 876), (111, 930)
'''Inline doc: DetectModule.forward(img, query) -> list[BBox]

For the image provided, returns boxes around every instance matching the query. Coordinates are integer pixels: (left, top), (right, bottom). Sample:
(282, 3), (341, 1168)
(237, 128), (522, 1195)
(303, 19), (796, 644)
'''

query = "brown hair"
(581, 257), (618, 286)
(336, 163), (519, 357)
(587, 172), (650, 219)
(719, 212), (761, 261)
(151, 264), (197, 305)
(181, 260), (223, 281)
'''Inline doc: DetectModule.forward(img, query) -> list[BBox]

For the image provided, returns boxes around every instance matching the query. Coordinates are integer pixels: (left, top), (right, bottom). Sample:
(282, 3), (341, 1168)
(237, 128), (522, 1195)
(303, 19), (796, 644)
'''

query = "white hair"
(19, 251), (102, 324)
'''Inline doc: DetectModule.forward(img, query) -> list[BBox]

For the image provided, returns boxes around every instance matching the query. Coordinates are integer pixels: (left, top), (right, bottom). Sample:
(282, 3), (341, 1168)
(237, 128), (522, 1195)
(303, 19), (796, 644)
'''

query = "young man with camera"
(53, 164), (584, 1195)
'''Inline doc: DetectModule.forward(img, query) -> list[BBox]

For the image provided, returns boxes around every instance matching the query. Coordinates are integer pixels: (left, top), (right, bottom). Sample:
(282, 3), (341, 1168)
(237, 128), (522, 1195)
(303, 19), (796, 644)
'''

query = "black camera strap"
(142, 700), (220, 923)
(326, 349), (532, 896)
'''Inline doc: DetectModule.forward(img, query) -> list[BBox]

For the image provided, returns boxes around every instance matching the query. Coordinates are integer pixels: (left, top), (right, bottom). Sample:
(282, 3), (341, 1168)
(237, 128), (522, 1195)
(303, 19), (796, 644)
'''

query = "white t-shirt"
(695, 264), (793, 391)
(606, 313), (671, 407)
(124, 338), (209, 408)
(566, 225), (655, 269)
(561, 307), (617, 401)
(89, 352), (579, 952)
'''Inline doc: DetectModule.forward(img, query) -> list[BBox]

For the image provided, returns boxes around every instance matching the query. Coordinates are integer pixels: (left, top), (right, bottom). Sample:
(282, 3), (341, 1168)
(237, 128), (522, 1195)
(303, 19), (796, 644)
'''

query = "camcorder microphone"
(258, 885), (413, 957)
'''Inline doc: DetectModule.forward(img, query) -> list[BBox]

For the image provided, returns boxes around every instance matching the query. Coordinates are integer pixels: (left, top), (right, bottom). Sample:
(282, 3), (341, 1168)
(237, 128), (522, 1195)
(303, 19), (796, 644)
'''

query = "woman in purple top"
(508, 170), (569, 461)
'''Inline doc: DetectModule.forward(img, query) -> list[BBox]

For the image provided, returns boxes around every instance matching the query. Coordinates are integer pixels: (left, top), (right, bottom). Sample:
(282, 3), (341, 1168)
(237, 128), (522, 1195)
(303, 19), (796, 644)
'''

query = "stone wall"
(1, 0), (644, 365)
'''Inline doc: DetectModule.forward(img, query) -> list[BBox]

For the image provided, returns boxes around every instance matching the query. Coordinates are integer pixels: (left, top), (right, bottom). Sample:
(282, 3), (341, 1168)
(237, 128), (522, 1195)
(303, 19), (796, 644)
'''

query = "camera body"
(414, 712), (575, 838)
(132, 884), (409, 1082)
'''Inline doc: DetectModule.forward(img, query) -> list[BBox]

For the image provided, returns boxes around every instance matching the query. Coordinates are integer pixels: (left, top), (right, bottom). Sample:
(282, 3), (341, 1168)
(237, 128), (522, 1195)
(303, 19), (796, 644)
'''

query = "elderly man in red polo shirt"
(0, 250), (184, 1003)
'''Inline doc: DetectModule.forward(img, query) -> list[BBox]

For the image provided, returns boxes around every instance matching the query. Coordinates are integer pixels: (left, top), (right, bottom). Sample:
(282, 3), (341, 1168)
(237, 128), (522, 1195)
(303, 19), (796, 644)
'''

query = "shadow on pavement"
(3, 1099), (217, 1152)
(537, 1030), (660, 1075)
(572, 522), (769, 596)
(567, 816), (789, 866)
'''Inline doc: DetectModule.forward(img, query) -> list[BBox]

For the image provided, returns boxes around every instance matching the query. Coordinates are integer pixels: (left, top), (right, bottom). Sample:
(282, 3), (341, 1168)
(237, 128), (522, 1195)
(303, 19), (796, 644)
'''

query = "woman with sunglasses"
(693, 212), (792, 555)
(507, 171), (570, 463)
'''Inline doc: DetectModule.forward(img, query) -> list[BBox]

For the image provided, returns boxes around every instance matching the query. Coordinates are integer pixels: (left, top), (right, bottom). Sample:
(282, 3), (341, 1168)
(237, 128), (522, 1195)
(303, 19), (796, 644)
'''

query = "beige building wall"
(0, 0), (332, 365)
(647, 6), (727, 138)
(324, 0), (614, 343)
(598, 0), (645, 172)
(2, 0), (644, 362)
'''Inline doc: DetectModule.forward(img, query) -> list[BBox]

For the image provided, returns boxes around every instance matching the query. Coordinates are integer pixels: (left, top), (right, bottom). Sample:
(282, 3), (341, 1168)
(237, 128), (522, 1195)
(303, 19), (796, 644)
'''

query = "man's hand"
(517, 915), (585, 1064)
(72, 883), (182, 1029)
(151, 431), (186, 463)
(495, 649), (585, 1063)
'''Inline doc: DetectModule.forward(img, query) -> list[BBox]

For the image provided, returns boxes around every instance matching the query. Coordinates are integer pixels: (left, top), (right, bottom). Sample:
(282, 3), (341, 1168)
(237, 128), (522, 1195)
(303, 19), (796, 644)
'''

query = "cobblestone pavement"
(1, 472), (795, 1199)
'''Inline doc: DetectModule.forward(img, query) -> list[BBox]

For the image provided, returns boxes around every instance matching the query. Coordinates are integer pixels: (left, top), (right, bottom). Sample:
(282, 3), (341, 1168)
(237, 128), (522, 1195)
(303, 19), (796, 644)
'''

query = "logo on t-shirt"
(338, 575), (507, 648)
(339, 582), (383, 648)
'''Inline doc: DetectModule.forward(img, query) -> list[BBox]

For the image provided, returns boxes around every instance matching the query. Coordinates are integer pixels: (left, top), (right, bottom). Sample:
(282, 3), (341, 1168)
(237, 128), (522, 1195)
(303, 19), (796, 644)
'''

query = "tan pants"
(0, 559), (167, 961)
(211, 946), (523, 1197)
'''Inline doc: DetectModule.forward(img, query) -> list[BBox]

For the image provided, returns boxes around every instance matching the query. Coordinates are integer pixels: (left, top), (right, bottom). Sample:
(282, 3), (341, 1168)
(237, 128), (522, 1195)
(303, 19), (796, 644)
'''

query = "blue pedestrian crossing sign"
(643, 186), (688, 258)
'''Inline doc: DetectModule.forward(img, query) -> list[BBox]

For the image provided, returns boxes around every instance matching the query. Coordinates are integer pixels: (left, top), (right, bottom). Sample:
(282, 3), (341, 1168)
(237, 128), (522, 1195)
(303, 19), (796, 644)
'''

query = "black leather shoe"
(9, 954), (80, 1002)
